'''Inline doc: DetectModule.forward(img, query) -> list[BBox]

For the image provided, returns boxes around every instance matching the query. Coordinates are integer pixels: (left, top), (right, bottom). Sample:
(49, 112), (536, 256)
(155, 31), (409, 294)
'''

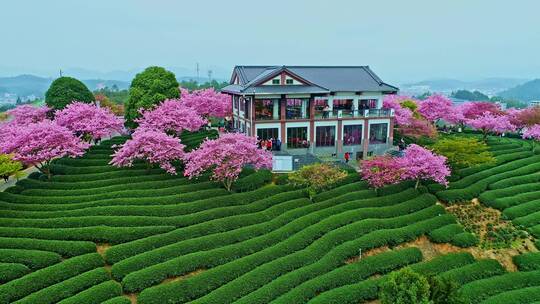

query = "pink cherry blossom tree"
(418, 94), (455, 123)
(360, 155), (404, 189)
(0, 120), (89, 179)
(135, 99), (207, 135)
(54, 102), (124, 142)
(398, 144), (451, 189)
(383, 95), (414, 125)
(180, 88), (232, 118)
(460, 102), (502, 119)
(110, 129), (186, 174)
(522, 124), (540, 149)
(466, 112), (516, 141)
(5, 104), (50, 126)
(183, 133), (272, 191)
(397, 118), (438, 139)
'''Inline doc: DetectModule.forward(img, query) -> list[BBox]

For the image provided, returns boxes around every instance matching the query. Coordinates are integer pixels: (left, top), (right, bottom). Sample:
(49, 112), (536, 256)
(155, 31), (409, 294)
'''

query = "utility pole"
(207, 70), (213, 82)
(59, 69), (63, 77)
(196, 63), (200, 83)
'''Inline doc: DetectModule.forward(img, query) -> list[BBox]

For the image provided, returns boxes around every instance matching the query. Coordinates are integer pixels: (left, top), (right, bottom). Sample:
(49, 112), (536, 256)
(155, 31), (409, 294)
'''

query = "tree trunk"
(415, 179), (420, 189)
(223, 179), (233, 192)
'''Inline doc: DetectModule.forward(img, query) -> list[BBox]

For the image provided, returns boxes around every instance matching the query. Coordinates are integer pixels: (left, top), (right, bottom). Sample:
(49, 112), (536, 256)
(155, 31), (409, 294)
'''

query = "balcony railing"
(314, 108), (392, 119)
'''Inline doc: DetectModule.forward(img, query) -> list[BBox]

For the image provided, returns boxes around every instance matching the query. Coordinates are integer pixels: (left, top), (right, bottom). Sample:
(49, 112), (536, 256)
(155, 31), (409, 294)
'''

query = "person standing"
(267, 139), (273, 151)
(322, 105), (331, 118)
(344, 152), (350, 163)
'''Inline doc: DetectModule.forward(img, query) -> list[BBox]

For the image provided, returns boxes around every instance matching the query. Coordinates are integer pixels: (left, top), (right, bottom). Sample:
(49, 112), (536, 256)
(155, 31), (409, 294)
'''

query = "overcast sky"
(1, 0), (539, 82)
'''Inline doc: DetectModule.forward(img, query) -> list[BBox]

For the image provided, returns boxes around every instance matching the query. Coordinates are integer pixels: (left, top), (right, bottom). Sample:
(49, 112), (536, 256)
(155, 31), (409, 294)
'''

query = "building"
(530, 100), (540, 107)
(221, 65), (398, 159)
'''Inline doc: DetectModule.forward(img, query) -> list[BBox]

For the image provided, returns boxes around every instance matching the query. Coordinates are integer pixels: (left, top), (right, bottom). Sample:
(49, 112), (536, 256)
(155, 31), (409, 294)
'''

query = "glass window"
(257, 128), (279, 140)
(286, 98), (310, 119)
(287, 127), (309, 149)
(369, 123), (388, 144)
(316, 126), (335, 147)
(286, 79), (293, 84)
(333, 99), (353, 110)
(255, 99), (279, 120)
(359, 99), (377, 110)
(272, 79), (280, 85)
(343, 124), (362, 145)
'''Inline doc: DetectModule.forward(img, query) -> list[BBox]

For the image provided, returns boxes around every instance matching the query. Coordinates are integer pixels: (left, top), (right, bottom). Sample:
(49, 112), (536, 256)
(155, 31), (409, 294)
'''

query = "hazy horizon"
(1, 0), (539, 83)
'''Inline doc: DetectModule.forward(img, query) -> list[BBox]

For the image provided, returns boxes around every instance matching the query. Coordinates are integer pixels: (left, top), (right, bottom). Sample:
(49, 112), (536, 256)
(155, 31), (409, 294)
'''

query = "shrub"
(430, 137), (495, 169)
(513, 252), (540, 271)
(0, 237), (95, 257)
(0, 226), (176, 244)
(488, 172), (540, 190)
(0, 263), (30, 284)
(124, 66), (180, 128)
(45, 76), (94, 110)
(102, 297), (132, 304)
(135, 206), (452, 301)
(480, 286), (540, 304)
(0, 253), (104, 303)
(14, 268), (110, 304)
(0, 249), (61, 270)
(428, 224), (464, 243)
(312, 181), (369, 202)
(232, 169), (272, 192)
(451, 232), (479, 247)
(288, 163), (348, 198)
(479, 182), (540, 205)
(308, 252), (475, 304)
(379, 268), (430, 304)
(456, 270), (540, 303)
(271, 247), (423, 304)
(438, 259), (506, 286)
(57, 280), (122, 304)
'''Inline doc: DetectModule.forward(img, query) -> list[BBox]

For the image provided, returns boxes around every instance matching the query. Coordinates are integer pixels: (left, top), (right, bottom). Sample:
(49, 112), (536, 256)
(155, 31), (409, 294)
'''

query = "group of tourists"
(258, 138), (282, 151)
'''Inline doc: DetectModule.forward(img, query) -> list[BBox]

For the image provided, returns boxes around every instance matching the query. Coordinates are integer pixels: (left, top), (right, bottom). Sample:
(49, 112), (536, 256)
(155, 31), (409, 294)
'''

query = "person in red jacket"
(267, 138), (273, 150)
(344, 152), (350, 163)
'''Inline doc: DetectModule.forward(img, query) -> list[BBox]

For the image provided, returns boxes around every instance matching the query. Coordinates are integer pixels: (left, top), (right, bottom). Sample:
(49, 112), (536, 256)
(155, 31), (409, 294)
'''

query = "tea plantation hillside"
(2, 132), (540, 303)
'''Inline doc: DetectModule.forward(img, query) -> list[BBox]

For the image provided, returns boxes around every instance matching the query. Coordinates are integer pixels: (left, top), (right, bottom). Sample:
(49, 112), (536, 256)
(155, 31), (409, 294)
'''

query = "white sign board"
(272, 155), (293, 171)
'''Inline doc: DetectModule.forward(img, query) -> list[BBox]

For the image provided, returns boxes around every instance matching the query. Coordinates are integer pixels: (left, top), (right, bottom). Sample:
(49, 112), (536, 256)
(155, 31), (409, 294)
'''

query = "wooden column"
(362, 118), (370, 159)
(337, 120), (343, 154)
(280, 95), (286, 144)
(388, 117), (394, 145)
(309, 97), (315, 144)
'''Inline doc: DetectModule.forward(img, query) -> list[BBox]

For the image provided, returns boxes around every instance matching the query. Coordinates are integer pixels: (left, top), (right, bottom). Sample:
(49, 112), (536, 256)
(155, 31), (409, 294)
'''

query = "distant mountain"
(0, 74), (52, 97)
(499, 79), (540, 101)
(0, 75), (129, 98)
(401, 77), (529, 96)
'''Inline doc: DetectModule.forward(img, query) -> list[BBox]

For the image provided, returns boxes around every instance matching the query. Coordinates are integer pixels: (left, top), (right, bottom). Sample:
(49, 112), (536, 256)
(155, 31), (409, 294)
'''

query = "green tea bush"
(0, 253), (104, 303)
(451, 232), (479, 247)
(428, 224), (464, 243)
(307, 252), (476, 304)
(14, 268), (110, 304)
(0, 249), (61, 270)
(480, 286), (540, 304)
(232, 169), (272, 192)
(262, 247), (423, 304)
(513, 252), (540, 271)
(57, 280), (122, 304)
(457, 270), (540, 303)
(101, 297), (132, 304)
(0, 237), (95, 257)
(0, 263), (30, 284)
(0, 226), (175, 244)
(135, 207), (452, 301)
(438, 259), (505, 286)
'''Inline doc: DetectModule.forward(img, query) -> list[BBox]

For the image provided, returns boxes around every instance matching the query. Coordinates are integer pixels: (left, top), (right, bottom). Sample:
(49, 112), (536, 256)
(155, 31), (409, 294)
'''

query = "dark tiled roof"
(229, 66), (398, 93)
